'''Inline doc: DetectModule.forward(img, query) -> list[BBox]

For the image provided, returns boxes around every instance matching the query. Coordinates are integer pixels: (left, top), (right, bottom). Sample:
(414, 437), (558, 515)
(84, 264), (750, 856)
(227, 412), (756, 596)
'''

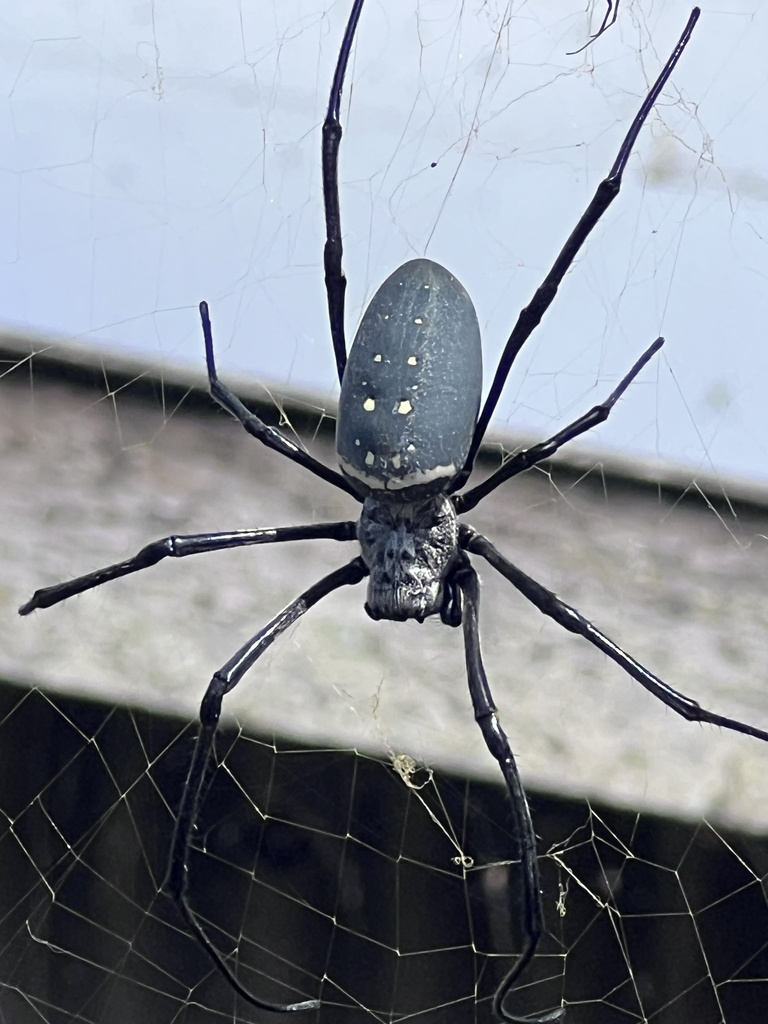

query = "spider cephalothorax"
(358, 493), (460, 623)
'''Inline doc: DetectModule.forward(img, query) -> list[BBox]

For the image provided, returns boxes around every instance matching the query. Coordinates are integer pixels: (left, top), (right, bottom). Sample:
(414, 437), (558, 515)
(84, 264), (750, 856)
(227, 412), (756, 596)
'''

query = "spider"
(19, 2), (768, 1021)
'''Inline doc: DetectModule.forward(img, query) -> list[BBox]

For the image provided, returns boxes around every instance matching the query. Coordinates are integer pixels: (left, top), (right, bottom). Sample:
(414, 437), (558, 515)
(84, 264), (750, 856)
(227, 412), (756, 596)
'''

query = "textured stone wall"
(3, 334), (768, 831)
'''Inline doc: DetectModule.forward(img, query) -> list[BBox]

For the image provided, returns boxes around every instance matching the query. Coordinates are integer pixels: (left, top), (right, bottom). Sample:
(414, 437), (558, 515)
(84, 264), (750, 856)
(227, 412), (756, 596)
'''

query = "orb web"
(2, 2), (768, 1023)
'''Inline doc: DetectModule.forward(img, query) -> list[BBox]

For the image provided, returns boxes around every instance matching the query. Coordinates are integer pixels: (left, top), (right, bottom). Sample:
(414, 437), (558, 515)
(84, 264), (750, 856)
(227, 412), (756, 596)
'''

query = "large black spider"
(20, 2), (767, 1021)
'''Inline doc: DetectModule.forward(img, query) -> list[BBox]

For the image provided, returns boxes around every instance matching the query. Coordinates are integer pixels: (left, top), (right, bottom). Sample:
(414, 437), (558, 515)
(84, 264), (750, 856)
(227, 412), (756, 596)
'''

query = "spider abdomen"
(358, 494), (460, 622)
(337, 258), (482, 499)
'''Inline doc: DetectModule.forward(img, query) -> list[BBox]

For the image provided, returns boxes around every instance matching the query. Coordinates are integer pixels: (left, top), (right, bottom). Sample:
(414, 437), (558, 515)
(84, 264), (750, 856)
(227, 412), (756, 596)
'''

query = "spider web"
(2, 2), (768, 1023)
(2, 683), (768, 1024)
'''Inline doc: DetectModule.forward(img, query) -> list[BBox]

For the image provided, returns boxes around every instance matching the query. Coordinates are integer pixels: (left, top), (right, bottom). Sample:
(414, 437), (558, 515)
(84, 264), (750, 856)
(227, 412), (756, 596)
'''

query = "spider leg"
(566, 1), (621, 56)
(164, 556), (368, 1013)
(461, 526), (768, 744)
(454, 337), (662, 514)
(200, 302), (359, 499)
(452, 7), (700, 491)
(456, 561), (564, 1024)
(19, 522), (357, 614)
(322, 0), (366, 384)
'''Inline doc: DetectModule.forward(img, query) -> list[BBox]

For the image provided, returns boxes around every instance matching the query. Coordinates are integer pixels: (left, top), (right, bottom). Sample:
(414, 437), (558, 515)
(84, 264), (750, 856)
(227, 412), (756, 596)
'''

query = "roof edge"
(3, 326), (766, 516)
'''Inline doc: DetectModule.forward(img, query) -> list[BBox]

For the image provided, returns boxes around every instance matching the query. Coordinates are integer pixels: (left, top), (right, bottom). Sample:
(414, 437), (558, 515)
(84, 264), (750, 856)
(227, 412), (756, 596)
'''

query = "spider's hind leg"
(321, 0), (365, 384)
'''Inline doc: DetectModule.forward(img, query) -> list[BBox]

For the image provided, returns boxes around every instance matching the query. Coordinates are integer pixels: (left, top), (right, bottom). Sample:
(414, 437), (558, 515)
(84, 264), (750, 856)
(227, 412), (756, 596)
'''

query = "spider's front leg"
(164, 557), (368, 1014)
(18, 523), (358, 614)
(456, 559), (564, 1024)
(461, 526), (768, 745)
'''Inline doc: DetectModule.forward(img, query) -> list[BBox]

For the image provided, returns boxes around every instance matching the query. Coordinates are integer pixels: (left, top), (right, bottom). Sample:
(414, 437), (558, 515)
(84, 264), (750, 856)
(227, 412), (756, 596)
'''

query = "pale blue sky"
(1, 0), (766, 484)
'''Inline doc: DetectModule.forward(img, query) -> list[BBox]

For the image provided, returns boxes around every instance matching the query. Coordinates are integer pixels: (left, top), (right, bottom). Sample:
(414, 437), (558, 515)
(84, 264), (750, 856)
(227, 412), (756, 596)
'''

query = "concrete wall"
(3, 331), (768, 831)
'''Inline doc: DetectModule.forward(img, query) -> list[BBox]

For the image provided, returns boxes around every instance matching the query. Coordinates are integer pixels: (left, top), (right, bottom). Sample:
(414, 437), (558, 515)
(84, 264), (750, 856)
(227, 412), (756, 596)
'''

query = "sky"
(1, 0), (766, 486)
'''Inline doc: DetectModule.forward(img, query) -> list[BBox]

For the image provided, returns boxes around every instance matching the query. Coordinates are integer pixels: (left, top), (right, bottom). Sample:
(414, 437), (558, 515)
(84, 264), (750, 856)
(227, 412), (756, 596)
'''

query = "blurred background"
(1, 0), (767, 481)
